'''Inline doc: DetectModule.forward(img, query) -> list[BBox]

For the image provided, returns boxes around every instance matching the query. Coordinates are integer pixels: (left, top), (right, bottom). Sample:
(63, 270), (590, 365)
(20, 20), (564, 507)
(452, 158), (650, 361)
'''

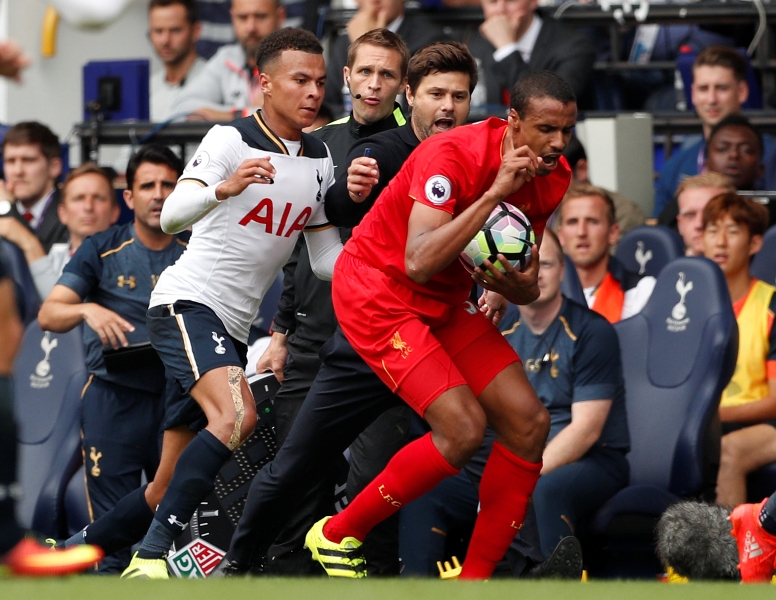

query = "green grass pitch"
(2, 578), (776, 600)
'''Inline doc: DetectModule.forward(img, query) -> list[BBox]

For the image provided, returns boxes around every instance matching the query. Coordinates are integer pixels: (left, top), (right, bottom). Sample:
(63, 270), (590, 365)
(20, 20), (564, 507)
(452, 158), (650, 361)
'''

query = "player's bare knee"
(449, 407), (487, 455)
(531, 403), (551, 441)
(239, 408), (257, 442)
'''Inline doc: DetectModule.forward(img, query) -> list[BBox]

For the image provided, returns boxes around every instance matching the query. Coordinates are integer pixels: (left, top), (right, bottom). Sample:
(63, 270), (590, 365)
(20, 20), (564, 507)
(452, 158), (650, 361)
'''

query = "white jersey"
(151, 112), (335, 342)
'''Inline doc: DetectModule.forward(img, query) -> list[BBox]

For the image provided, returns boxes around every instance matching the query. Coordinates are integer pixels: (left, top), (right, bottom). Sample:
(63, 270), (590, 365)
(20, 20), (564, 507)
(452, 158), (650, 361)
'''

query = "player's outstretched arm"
(38, 285), (135, 348)
(161, 157), (275, 233)
(304, 225), (342, 281)
(405, 146), (540, 284)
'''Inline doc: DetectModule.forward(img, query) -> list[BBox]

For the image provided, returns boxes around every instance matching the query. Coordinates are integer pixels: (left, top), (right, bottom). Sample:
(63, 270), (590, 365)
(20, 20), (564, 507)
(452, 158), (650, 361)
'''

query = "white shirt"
(150, 114), (336, 342)
(493, 15), (543, 64)
(583, 276), (657, 321)
(29, 242), (72, 299)
(150, 57), (207, 122)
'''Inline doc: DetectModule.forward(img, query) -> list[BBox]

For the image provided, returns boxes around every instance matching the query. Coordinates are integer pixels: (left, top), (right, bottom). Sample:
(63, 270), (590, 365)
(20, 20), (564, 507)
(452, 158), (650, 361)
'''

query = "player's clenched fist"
(347, 157), (379, 203)
(488, 145), (542, 201)
(216, 157), (276, 200)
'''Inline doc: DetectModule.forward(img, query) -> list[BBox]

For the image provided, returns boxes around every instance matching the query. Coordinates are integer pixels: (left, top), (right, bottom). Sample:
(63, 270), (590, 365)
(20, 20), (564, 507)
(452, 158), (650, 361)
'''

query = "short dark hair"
(126, 144), (183, 191)
(702, 192), (769, 238)
(148, 0), (199, 23)
(407, 42), (478, 95)
(3, 121), (60, 161)
(256, 28), (322, 73)
(694, 45), (747, 83)
(510, 71), (576, 119)
(62, 163), (116, 204)
(706, 113), (764, 157)
(562, 135), (587, 170)
(347, 29), (410, 81)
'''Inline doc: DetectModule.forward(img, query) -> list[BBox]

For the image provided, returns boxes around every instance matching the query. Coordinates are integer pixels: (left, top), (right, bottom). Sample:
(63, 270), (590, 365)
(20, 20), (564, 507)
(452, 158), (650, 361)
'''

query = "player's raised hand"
(473, 244), (540, 305)
(488, 145), (541, 201)
(216, 157), (276, 200)
(347, 157), (379, 203)
(81, 303), (135, 350)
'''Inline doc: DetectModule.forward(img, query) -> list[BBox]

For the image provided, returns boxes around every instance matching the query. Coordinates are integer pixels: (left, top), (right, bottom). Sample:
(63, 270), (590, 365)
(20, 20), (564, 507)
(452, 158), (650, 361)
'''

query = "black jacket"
(7, 189), (69, 253)
(465, 18), (596, 108)
(271, 107), (406, 356)
(323, 14), (449, 118)
(325, 120), (420, 228)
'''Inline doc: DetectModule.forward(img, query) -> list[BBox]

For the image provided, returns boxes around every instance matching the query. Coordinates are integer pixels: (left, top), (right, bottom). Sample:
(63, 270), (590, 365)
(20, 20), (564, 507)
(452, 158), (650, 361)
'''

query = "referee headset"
(346, 76), (362, 100)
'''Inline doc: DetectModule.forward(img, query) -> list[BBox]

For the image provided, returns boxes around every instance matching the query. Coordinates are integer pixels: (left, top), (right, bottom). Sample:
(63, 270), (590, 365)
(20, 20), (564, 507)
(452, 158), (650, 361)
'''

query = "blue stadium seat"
(588, 258), (738, 574)
(1, 239), (41, 325)
(31, 370), (88, 539)
(751, 224), (776, 287)
(560, 254), (586, 307)
(14, 320), (85, 533)
(64, 466), (91, 538)
(615, 225), (684, 279)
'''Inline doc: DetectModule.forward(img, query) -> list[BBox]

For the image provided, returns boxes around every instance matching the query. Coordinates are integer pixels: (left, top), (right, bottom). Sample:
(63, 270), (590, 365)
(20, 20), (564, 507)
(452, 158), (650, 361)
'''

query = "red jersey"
(345, 118), (571, 304)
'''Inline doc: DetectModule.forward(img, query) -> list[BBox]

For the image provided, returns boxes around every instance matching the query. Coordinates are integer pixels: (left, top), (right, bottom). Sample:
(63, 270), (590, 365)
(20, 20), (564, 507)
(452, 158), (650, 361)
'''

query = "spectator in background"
(38, 146), (187, 573)
(148, 0), (206, 122)
(0, 122), (67, 253)
(705, 115), (765, 192)
(562, 135), (645, 241)
(174, 0), (285, 121)
(323, 0), (448, 117)
(557, 183), (655, 323)
(654, 46), (776, 217)
(698, 194), (776, 508)
(674, 172), (735, 256)
(465, 0), (595, 109)
(0, 164), (120, 300)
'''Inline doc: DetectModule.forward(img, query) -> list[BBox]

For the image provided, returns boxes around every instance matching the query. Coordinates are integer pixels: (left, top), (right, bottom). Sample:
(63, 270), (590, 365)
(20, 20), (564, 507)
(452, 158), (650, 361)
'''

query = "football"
(460, 203), (534, 274)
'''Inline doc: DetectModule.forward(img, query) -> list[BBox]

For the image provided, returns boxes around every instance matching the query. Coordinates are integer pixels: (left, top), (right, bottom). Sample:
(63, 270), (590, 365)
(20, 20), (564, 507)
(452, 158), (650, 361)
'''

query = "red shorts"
(332, 252), (520, 416)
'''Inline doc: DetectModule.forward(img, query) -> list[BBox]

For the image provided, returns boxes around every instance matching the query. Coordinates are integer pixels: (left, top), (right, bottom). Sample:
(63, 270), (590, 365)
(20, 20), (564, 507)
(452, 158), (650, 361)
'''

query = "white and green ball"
(460, 203), (534, 274)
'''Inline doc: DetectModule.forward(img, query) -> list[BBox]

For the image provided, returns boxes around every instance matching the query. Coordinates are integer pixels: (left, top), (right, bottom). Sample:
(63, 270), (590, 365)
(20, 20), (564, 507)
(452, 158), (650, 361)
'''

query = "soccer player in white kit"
(117, 28), (340, 578)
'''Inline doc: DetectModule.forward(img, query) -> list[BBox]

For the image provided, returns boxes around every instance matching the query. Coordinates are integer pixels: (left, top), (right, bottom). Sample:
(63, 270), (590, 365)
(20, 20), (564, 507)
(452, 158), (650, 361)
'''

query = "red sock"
(324, 432), (458, 543)
(460, 441), (541, 580)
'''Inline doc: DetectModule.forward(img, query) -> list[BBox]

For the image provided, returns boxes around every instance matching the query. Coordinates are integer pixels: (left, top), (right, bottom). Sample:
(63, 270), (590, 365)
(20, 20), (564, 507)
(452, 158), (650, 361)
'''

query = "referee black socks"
(0, 376), (23, 556)
(138, 429), (231, 559)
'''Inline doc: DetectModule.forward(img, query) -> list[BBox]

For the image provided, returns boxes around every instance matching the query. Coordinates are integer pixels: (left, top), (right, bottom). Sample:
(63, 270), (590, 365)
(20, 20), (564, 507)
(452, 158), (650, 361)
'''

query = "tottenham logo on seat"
(666, 272), (693, 332)
(634, 241), (653, 275)
(30, 332), (58, 389)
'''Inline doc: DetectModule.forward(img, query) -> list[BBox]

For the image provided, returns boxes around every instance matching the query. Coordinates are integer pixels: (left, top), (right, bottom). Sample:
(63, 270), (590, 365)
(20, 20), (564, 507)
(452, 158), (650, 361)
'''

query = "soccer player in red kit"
(305, 70), (577, 580)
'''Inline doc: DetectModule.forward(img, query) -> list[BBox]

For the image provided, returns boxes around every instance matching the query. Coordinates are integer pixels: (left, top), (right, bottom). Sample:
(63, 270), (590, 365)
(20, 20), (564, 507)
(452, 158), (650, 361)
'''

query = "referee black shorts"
(147, 300), (248, 431)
